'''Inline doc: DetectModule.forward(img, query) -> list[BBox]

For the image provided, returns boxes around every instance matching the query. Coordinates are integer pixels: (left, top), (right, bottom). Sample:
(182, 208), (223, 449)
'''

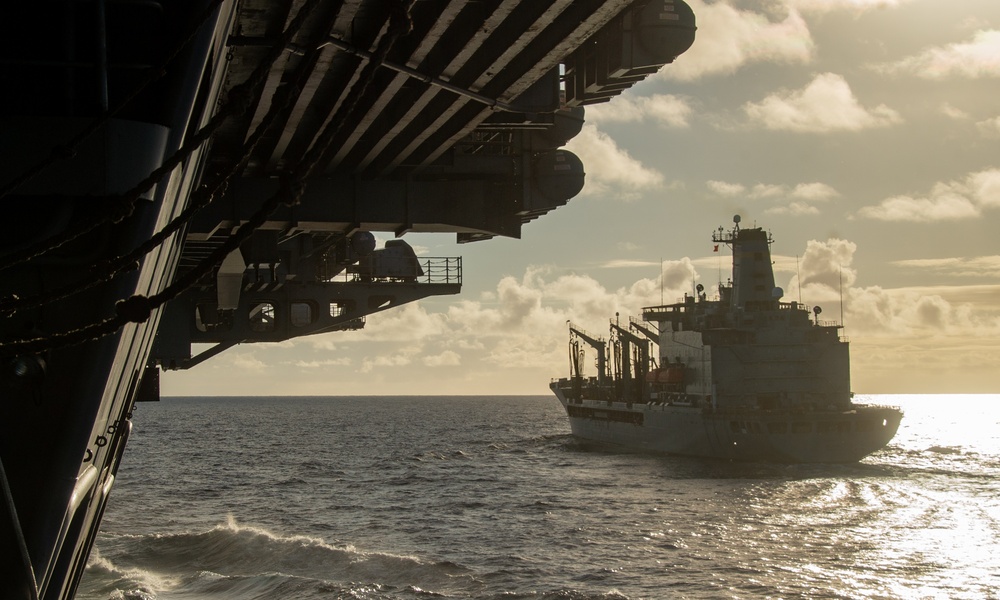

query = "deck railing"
(330, 257), (462, 285)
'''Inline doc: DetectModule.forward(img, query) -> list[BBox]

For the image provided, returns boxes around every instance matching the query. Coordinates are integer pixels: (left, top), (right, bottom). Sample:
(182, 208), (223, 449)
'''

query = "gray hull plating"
(552, 387), (902, 463)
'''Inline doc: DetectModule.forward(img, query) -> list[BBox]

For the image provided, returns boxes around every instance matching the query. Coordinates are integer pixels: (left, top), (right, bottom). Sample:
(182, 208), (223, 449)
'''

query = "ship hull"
(552, 383), (901, 463)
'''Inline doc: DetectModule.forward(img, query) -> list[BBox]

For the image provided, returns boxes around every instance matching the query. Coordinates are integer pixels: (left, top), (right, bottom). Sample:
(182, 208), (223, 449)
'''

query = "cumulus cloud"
(707, 179), (838, 215)
(750, 183), (785, 199)
(797, 238), (858, 292)
(599, 259), (659, 269)
(856, 194), (978, 222)
(341, 302), (449, 342)
(497, 274), (544, 327)
(791, 182), (839, 201)
(707, 180), (746, 197)
(845, 285), (987, 337)
(228, 352), (266, 371)
(658, 0), (919, 80)
(293, 358), (353, 368)
(765, 202), (820, 216)
(977, 116), (1000, 138)
(585, 94), (694, 128)
(856, 168), (1000, 221)
(892, 256), (1000, 278)
(359, 347), (421, 373)
(661, 0), (814, 80)
(564, 124), (664, 200)
(423, 350), (461, 367)
(789, 0), (915, 13)
(941, 103), (971, 120)
(436, 266), (694, 374)
(743, 73), (902, 132)
(871, 30), (1000, 79)
(778, 239), (1000, 341)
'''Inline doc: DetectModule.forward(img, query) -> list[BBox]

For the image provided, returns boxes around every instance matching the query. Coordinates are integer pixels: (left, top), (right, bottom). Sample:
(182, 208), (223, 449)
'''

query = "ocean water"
(79, 394), (1000, 600)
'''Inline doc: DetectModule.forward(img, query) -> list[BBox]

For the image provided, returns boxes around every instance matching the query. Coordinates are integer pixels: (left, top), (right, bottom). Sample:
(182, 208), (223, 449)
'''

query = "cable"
(0, 0), (321, 272)
(0, 456), (40, 600)
(0, 0), (225, 202)
(0, 0), (417, 357)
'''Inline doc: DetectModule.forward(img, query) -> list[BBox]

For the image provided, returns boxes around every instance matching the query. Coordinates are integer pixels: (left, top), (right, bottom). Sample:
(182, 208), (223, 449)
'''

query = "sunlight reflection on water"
(82, 394), (1000, 600)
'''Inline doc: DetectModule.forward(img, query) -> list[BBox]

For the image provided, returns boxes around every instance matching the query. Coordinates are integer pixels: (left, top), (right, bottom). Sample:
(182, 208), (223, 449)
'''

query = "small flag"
(713, 244), (719, 252)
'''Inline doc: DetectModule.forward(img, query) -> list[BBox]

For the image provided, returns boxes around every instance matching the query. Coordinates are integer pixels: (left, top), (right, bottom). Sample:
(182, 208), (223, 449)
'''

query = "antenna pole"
(796, 254), (802, 303)
(839, 265), (845, 335)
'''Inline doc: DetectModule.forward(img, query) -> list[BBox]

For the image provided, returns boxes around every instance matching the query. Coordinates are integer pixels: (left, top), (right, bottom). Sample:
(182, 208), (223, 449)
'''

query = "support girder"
(154, 278), (460, 369)
(186, 176), (526, 239)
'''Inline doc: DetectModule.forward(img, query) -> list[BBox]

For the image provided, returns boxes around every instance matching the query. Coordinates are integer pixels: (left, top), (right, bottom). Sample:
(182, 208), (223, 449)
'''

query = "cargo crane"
(610, 317), (649, 403)
(568, 322), (608, 387)
(629, 316), (660, 366)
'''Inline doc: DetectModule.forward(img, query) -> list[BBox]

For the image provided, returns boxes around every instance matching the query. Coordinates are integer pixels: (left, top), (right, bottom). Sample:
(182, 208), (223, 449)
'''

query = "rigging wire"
(0, 0), (225, 202)
(0, 456), (39, 600)
(0, 0), (418, 357)
(0, 10), (328, 316)
(0, 0), (324, 273)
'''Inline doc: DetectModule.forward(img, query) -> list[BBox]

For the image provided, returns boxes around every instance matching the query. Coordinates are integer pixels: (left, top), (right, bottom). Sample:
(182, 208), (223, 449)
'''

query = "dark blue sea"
(79, 395), (1000, 599)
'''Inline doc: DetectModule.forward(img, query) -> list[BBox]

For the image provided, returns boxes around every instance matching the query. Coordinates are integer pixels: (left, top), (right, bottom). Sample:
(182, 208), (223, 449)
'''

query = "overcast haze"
(164, 0), (1000, 396)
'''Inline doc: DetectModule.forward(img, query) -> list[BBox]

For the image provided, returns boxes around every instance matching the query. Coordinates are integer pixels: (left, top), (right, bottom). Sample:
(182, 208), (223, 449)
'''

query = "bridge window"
(291, 302), (316, 327)
(249, 303), (276, 332)
(330, 301), (348, 318)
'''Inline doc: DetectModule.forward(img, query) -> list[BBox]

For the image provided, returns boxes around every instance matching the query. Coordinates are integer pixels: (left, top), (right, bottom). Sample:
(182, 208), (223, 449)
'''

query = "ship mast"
(712, 214), (777, 312)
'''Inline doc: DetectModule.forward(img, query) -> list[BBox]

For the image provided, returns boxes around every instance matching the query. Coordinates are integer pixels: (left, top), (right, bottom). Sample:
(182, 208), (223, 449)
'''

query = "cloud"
(743, 73), (902, 132)
(855, 194), (978, 222)
(779, 240), (1000, 341)
(750, 183), (785, 199)
(765, 202), (820, 216)
(438, 272), (603, 372)
(661, 1), (814, 80)
(977, 116), (1000, 138)
(585, 94), (694, 128)
(797, 238), (858, 292)
(941, 103), (971, 120)
(892, 256), (1000, 278)
(228, 352), (266, 371)
(564, 124), (664, 200)
(855, 168), (1000, 221)
(445, 262), (698, 347)
(423, 350), (461, 367)
(789, 0), (915, 13)
(871, 30), (1000, 79)
(293, 358), (352, 368)
(707, 179), (838, 215)
(342, 302), (449, 342)
(707, 180), (746, 197)
(359, 348), (418, 373)
(497, 274), (544, 327)
(791, 182), (839, 201)
(599, 259), (659, 269)
(661, 0), (922, 80)
(845, 285), (990, 337)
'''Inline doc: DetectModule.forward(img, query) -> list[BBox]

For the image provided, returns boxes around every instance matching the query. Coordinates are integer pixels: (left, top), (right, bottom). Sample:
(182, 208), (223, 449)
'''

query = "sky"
(164, 0), (1000, 397)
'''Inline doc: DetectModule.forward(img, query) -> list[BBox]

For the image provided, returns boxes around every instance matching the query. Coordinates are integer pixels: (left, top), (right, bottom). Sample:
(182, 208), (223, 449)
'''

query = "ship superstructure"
(551, 216), (902, 462)
(0, 2), (696, 597)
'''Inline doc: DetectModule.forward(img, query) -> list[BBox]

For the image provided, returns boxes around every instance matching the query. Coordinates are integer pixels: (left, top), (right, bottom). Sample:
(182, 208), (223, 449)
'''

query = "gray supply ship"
(551, 216), (902, 463)
(0, 2), (696, 597)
